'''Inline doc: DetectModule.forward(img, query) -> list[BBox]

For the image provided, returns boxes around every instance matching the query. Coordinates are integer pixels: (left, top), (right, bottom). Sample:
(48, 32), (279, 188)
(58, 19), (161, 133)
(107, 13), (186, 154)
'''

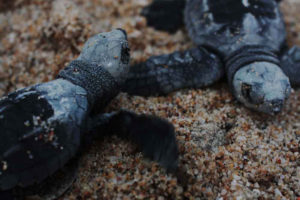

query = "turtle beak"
(271, 99), (284, 115)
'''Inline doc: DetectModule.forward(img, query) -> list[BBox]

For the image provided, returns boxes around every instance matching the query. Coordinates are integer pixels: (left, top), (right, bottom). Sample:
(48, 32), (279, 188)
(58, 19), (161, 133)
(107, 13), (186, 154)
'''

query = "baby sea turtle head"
(233, 62), (291, 115)
(77, 29), (130, 83)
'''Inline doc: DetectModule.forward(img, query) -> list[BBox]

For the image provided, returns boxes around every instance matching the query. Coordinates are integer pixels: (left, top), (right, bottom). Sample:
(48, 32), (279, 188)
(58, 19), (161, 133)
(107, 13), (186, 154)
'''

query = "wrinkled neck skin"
(59, 29), (130, 113)
(233, 62), (291, 115)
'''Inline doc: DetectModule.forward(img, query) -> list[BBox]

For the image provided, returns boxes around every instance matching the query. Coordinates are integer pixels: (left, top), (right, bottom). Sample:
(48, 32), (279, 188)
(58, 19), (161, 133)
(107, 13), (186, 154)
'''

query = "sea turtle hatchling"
(0, 29), (179, 199)
(123, 0), (300, 115)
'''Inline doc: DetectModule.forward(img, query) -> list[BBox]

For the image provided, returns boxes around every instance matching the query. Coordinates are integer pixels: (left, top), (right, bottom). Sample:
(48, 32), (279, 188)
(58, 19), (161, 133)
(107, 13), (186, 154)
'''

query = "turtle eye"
(241, 83), (252, 102)
(241, 83), (264, 105)
(285, 86), (291, 99)
(121, 42), (130, 65)
(281, 80), (291, 98)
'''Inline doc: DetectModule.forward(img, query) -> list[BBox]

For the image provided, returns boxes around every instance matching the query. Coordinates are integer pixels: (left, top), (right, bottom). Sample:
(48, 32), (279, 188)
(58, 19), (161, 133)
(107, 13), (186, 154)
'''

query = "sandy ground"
(0, 0), (299, 199)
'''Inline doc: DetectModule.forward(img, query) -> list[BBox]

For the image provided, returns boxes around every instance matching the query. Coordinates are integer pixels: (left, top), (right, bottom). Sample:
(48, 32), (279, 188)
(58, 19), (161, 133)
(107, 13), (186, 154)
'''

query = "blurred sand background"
(0, 0), (299, 199)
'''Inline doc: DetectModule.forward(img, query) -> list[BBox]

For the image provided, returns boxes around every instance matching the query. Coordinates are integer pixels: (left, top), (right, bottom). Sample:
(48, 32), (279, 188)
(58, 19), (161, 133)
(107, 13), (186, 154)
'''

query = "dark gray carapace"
(123, 0), (300, 115)
(0, 30), (179, 198)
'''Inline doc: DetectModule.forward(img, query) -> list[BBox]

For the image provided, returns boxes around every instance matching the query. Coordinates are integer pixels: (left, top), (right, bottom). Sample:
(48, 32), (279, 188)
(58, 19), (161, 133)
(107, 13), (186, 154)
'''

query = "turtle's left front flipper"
(0, 190), (14, 200)
(122, 47), (224, 97)
(141, 0), (185, 33)
(88, 110), (179, 172)
(280, 46), (300, 87)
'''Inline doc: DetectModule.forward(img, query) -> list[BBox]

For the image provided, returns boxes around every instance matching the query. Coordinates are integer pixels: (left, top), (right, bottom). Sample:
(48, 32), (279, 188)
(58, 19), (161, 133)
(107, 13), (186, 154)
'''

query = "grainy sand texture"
(0, 0), (299, 199)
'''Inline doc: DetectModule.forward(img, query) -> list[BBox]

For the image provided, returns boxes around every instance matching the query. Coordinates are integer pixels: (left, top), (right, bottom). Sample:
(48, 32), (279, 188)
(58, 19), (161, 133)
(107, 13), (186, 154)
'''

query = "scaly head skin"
(233, 62), (291, 115)
(77, 29), (130, 84)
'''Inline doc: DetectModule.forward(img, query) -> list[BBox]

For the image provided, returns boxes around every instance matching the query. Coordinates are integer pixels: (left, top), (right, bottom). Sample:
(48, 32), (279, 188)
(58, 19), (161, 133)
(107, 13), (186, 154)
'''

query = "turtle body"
(185, 0), (290, 114)
(123, 0), (300, 115)
(0, 30), (179, 199)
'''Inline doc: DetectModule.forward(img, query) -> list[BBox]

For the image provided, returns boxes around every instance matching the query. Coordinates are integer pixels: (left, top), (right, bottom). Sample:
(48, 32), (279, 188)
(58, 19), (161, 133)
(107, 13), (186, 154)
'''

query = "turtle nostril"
(116, 28), (127, 40)
(272, 107), (281, 115)
(121, 43), (130, 65)
(271, 99), (283, 114)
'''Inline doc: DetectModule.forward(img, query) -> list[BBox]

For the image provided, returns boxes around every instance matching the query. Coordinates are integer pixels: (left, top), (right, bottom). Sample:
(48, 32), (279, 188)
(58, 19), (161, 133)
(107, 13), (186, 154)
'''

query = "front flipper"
(142, 0), (185, 33)
(89, 111), (179, 172)
(0, 190), (14, 200)
(23, 158), (78, 200)
(280, 46), (300, 87)
(122, 47), (224, 96)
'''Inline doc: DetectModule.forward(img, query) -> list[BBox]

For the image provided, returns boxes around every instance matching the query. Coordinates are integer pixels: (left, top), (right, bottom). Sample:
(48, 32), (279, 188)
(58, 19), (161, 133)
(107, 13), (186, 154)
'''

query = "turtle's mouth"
(121, 42), (130, 65)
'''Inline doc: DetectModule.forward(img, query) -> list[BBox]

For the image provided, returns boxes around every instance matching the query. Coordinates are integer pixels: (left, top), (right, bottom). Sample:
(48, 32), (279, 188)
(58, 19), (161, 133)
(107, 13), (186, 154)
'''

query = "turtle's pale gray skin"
(123, 0), (300, 115)
(77, 29), (130, 83)
(0, 30), (179, 199)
